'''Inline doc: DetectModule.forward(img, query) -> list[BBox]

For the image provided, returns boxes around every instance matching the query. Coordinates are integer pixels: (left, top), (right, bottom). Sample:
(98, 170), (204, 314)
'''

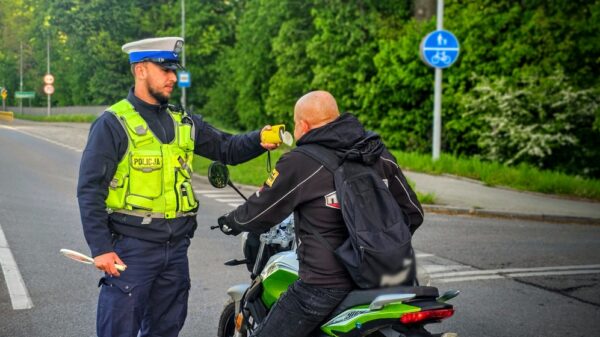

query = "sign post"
(19, 42), (23, 114)
(1, 87), (7, 111)
(419, 0), (460, 160)
(46, 37), (53, 116)
(180, 0), (187, 109)
(44, 73), (55, 116)
(15, 91), (35, 113)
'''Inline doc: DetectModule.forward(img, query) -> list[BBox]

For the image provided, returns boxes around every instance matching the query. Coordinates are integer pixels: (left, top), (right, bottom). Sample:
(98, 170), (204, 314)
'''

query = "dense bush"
(2, 0), (599, 177)
(464, 71), (600, 176)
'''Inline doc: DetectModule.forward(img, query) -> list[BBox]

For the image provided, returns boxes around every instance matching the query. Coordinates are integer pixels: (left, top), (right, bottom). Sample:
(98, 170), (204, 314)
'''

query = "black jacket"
(77, 88), (265, 257)
(226, 113), (423, 289)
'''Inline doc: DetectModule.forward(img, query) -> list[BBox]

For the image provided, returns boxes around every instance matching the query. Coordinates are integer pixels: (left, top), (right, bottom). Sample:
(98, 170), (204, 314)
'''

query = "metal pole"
(1, 80), (5, 111)
(180, 0), (186, 109)
(19, 42), (23, 115)
(47, 36), (51, 117)
(432, 0), (444, 160)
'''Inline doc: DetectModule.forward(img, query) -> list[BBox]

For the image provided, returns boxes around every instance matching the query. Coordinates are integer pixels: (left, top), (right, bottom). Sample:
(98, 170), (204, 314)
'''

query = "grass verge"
(193, 149), (437, 204)
(15, 114), (97, 123)
(391, 151), (600, 201)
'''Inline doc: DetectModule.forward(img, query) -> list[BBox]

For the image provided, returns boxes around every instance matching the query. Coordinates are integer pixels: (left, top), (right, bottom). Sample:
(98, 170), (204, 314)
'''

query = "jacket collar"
(127, 87), (169, 115)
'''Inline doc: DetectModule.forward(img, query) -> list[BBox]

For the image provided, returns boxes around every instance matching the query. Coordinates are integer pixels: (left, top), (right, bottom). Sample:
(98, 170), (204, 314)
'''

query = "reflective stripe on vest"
(105, 99), (197, 219)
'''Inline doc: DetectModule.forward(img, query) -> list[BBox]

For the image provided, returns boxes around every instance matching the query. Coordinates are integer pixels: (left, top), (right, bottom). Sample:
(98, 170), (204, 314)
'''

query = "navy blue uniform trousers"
(97, 236), (191, 337)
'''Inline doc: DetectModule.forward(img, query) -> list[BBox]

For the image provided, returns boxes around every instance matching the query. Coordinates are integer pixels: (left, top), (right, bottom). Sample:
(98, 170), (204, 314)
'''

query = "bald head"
(293, 91), (340, 140)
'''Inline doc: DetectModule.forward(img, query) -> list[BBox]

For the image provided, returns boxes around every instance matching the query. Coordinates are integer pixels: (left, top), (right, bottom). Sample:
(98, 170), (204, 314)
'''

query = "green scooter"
(208, 162), (459, 337)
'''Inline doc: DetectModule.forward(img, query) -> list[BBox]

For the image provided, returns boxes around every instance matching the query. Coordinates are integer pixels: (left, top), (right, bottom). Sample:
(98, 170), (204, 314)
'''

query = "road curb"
(422, 204), (600, 225)
(194, 174), (600, 225)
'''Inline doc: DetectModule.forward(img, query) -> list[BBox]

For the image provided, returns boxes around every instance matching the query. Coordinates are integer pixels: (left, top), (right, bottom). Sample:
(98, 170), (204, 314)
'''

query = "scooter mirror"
(208, 161), (230, 188)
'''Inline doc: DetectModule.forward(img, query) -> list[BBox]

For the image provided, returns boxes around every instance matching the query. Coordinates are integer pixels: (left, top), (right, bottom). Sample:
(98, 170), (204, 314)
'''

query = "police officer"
(77, 37), (278, 337)
(217, 90), (424, 337)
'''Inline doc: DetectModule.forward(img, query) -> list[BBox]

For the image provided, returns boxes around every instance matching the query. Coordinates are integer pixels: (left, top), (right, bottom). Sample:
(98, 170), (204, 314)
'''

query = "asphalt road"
(1, 123), (599, 337)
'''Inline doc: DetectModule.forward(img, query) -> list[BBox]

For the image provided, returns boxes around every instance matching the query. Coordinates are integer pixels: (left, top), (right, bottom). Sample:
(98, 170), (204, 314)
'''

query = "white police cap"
(122, 37), (184, 70)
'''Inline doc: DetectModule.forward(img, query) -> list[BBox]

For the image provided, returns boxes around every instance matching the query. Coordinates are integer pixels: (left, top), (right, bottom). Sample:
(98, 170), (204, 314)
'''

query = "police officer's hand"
(94, 252), (126, 277)
(218, 213), (241, 236)
(260, 125), (281, 151)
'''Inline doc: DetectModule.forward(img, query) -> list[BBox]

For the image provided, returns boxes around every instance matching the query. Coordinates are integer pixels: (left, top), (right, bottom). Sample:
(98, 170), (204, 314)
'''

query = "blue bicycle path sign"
(178, 70), (191, 88)
(420, 30), (460, 69)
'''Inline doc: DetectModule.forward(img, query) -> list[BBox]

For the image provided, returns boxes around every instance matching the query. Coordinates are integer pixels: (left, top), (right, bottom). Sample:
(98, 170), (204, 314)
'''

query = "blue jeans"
(251, 280), (350, 337)
(97, 236), (191, 337)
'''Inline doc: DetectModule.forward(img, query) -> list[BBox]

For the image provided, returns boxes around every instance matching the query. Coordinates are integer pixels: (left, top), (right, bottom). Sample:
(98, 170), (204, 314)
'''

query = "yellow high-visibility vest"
(105, 99), (197, 219)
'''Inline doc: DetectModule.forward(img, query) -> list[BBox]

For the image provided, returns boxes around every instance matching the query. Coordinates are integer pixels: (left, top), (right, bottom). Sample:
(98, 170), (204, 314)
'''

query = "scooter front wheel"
(217, 299), (241, 337)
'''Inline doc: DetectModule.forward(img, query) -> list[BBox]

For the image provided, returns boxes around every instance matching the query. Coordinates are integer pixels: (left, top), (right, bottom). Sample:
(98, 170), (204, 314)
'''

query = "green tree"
(47, 0), (143, 105)
(442, 0), (600, 156)
(0, 0), (41, 107)
(308, 0), (411, 114)
(360, 19), (435, 152)
(203, 47), (241, 128)
(229, 0), (288, 129)
(265, 0), (315, 125)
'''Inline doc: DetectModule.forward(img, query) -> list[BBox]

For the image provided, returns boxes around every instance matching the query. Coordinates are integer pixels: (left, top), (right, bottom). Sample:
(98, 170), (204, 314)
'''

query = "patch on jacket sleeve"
(324, 191), (340, 209)
(265, 169), (279, 187)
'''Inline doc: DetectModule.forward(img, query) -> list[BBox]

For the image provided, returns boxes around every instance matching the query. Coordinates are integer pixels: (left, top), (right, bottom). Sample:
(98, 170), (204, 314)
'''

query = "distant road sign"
(1, 88), (7, 100)
(178, 71), (191, 88)
(44, 84), (55, 95)
(44, 74), (55, 85)
(15, 91), (35, 99)
(420, 30), (460, 69)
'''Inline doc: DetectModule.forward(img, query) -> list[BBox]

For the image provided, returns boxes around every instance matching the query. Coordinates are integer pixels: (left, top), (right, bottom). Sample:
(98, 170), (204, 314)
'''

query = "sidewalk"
(3, 119), (599, 224)
(405, 171), (600, 224)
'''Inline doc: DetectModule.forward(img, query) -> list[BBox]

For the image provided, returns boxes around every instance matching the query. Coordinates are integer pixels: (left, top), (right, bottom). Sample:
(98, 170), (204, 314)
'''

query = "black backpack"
(296, 143), (415, 289)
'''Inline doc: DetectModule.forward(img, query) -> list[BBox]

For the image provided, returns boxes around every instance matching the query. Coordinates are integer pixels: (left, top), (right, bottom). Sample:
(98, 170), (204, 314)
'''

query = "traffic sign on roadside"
(15, 91), (35, 99)
(420, 30), (460, 69)
(1, 88), (7, 100)
(44, 84), (55, 95)
(44, 74), (55, 85)
(178, 71), (191, 88)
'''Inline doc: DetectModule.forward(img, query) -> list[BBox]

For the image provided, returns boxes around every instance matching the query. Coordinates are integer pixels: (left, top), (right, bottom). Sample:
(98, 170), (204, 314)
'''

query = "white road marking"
(216, 198), (246, 203)
(415, 253), (434, 258)
(195, 190), (233, 194)
(197, 192), (242, 198)
(430, 264), (600, 278)
(0, 124), (82, 152)
(422, 264), (471, 274)
(196, 190), (246, 208)
(193, 180), (600, 284)
(431, 264), (600, 283)
(507, 269), (600, 278)
(0, 222), (34, 310)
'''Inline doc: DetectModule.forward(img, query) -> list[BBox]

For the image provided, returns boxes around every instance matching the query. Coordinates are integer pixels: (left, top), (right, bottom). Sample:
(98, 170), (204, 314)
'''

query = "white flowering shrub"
(464, 71), (600, 176)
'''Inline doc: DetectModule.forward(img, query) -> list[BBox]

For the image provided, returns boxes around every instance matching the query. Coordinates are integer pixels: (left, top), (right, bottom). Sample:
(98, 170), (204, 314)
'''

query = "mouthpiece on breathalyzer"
(261, 124), (294, 146)
(282, 131), (293, 146)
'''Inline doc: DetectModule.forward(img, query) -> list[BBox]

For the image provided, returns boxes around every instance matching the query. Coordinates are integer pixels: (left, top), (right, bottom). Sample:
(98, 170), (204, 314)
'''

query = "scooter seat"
(329, 286), (439, 318)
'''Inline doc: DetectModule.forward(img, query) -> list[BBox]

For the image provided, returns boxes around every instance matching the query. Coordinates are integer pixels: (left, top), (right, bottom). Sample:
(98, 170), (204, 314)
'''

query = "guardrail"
(0, 111), (14, 122)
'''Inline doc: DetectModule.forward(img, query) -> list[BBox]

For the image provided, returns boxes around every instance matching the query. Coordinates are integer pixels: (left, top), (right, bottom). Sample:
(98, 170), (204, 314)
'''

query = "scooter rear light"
(400, 308), (455, 324)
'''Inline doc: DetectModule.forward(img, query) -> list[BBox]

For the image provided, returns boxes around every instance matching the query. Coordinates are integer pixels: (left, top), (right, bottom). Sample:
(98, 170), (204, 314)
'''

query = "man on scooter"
(218, 90), (424, 337)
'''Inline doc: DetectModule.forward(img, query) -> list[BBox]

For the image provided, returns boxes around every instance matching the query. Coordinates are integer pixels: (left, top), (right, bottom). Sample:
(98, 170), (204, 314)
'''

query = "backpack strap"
(294, 144), (341, 252)
(294, 144), (340, 173)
